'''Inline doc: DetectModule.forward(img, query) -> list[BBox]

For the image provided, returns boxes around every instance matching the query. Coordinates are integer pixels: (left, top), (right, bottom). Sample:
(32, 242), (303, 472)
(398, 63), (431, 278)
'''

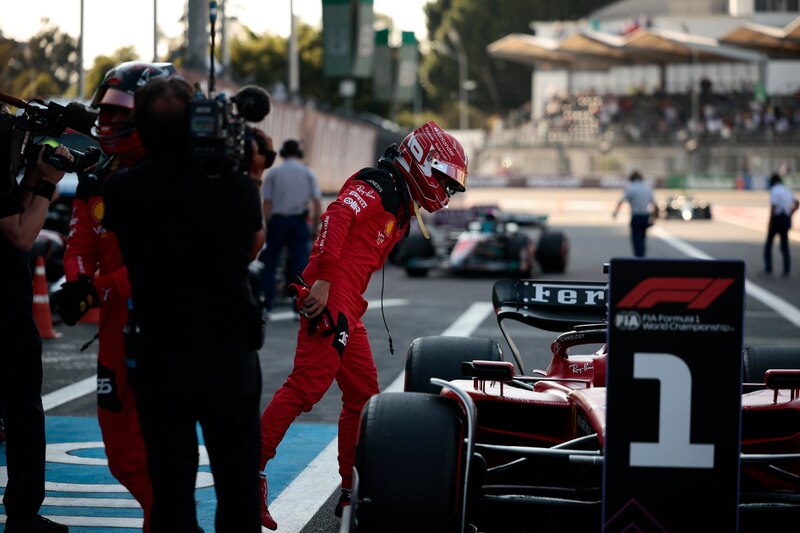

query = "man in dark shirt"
(0, 143), (72, 533)
(102, 77), (266, 532)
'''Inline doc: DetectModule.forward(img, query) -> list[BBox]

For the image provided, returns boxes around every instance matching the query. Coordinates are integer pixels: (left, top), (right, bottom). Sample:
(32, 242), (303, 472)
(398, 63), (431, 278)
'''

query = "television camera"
(189, 0), (271, 177)
(0, 91), (98, 194)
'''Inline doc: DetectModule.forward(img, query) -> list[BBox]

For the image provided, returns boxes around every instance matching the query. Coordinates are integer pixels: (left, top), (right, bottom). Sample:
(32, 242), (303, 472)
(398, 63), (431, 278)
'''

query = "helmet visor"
(431, 159), (468, 195)
(93, 87), (135, 110)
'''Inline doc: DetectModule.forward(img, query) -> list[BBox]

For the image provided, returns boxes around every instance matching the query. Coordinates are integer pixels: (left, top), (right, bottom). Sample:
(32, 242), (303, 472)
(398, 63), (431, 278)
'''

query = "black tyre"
(403, 233), (435, 277)
(507, 234), (534, 276)
(535, 230), (569, 273)
(743, 345), (800, 385)
(405, 336), (503, 394)
(352, 392), (464, 533)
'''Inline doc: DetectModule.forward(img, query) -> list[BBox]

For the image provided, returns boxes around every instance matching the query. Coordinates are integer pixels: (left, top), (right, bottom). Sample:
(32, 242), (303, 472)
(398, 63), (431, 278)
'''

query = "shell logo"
(91, 200), (105, 223)
(384, 219), (395, 236)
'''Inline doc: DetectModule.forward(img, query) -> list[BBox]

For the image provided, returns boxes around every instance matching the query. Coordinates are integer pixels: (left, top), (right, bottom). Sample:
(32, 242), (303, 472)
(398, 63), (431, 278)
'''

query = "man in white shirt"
(612, 170), (657, 258)
(763, 173), (799, 278)
(259, 139), (322, 316)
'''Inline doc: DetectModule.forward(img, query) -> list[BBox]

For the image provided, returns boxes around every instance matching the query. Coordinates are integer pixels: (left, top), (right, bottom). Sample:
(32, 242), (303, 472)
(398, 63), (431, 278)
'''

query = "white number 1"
(629, 352), (715, 469)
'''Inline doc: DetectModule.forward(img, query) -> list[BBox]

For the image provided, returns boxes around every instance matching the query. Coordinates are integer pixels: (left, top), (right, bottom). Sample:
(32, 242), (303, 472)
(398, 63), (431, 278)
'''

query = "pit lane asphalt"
(3, 188), (799, 532)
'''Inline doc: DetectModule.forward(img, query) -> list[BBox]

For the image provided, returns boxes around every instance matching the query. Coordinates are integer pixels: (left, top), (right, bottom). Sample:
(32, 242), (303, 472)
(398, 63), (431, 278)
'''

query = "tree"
(0, 21), (79, 100)
(227, 23), (378, 114)
(420, 0), (615, 128)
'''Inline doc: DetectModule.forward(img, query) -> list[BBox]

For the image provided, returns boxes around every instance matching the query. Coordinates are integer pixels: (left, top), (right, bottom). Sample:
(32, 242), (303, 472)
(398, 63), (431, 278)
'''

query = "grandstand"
(476, 0), (800, 190)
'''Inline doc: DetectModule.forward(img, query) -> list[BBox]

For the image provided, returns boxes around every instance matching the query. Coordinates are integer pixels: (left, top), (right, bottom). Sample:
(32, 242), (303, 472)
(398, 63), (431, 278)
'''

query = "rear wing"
(492, 278), (608, 332)
(492, 278), (608, 373)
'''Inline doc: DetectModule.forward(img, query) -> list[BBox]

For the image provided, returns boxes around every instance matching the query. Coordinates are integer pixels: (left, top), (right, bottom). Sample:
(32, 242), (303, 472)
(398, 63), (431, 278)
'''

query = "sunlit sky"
(0, 0), (432, 68)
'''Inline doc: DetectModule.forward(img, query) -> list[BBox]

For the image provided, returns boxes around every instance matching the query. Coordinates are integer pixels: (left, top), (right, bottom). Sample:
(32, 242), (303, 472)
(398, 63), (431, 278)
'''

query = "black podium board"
(603, 258), (745, 532)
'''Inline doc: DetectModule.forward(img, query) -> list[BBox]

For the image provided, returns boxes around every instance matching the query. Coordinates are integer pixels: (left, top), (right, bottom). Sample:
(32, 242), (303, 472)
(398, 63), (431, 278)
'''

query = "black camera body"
(188, 92), (247, 173)
(1, 94), (97, 194)
(188, 85), (271, 178)
(188, 1), (270, 178)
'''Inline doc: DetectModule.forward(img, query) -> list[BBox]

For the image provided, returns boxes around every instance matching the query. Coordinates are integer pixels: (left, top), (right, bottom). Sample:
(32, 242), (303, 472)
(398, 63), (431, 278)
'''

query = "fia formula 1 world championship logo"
(617, 277), (734, 309)
(614, 277), (735, 332)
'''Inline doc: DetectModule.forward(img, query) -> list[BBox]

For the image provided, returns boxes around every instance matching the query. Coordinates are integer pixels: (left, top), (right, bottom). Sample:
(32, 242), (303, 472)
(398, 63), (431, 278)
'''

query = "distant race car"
(345, 269), (800, 533)
(390, 205), (569, 278)
(657, 194), (712, 220)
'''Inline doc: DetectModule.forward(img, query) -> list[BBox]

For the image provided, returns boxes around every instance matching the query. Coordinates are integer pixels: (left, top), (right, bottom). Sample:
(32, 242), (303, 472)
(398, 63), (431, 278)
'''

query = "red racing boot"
(259, 471), (278, 530)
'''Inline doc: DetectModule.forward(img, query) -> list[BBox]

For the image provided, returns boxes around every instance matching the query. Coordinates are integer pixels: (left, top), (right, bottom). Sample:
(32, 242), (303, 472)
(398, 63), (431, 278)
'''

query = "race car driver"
(258, 120), (469, 529)
(56, 61), (179, 532)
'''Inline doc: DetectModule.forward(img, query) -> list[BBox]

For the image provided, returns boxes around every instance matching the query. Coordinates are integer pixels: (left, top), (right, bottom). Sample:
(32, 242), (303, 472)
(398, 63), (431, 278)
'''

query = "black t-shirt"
(103, 157), (263, 348)
(0, 180), (32, 317)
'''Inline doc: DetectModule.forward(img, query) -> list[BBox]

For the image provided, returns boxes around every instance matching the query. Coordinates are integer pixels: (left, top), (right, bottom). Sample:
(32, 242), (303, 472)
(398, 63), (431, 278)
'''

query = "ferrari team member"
(258, 121), (469, 529)
(56, 61), (180, 532)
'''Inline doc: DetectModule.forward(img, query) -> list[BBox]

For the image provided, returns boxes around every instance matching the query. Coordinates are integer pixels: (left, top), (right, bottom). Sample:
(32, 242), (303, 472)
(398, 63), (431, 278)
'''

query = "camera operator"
(0, 143), (72, 532)
(55, 61), (180, 532)
(102, 77), (266, 532)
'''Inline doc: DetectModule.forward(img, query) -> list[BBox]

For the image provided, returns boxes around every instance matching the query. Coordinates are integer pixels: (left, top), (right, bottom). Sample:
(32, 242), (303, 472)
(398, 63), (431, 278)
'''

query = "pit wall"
(472, 143), (800, 190)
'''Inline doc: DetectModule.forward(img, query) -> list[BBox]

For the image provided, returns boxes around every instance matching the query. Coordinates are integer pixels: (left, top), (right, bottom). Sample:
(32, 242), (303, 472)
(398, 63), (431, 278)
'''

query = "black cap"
(279, 139), (303, 159)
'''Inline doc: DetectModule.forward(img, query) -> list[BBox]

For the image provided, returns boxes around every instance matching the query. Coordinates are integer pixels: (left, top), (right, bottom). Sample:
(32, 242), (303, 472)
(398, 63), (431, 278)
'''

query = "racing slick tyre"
(507, 234), (534, 277)
(352, 392), (464, 533)
(743, 345), (800, 386)
(405, 336), (503, 394)
(535, 230), (569, 273)
(403, 233), (435, 278)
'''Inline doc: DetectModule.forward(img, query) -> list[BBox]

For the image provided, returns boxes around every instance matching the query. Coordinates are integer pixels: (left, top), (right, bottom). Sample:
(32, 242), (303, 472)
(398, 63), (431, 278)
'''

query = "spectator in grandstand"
(761, 173), (799, 278)
(612, 170), (657, 258)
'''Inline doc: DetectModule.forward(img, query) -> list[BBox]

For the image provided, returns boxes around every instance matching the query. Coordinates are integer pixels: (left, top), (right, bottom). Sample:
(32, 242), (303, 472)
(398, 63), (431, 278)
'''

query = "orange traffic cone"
(33, 255), (62, 339)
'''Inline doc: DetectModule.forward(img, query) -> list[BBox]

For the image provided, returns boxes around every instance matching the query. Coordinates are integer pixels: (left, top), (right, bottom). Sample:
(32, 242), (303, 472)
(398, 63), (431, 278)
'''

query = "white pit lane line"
(271, 301), (494, 532)
(651, 225), (800, 328)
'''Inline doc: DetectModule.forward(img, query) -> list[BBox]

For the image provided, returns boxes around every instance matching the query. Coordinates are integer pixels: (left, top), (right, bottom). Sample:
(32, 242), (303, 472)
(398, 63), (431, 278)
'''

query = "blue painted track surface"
(0, 416), (337, 531)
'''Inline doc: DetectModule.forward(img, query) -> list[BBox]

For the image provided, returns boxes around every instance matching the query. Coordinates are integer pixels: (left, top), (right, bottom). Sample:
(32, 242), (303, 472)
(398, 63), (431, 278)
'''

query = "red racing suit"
(260, 164), (410, 489)
(63, 156), (153, 529)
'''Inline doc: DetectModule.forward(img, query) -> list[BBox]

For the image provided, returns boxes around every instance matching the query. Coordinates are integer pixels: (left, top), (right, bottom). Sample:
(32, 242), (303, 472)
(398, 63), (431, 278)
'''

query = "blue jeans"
(259, 215), (311, 312)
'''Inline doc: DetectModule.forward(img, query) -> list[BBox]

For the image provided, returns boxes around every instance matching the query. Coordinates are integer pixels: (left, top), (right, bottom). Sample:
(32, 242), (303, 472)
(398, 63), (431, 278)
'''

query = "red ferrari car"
(345, 271), (800, 532)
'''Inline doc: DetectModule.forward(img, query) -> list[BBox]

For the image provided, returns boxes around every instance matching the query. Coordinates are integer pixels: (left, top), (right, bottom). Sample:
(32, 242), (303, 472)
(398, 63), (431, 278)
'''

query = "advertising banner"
(322, 0), (353, 78)
(393, 31), (418, 104)
(351, 0), (375, 79)
(603, 258), (745, 532)
(323, 0), (375, 79)
(372, 29), (394, 103)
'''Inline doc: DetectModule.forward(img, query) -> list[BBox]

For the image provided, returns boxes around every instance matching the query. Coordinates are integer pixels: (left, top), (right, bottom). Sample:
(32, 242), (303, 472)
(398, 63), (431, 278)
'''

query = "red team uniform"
(59, 62), (179, 532)
(258, 121), (470, 529)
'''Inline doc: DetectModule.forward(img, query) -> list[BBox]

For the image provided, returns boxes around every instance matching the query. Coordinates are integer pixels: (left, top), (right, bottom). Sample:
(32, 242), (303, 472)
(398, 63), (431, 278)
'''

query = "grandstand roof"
(558, 29), (629, 61)
(487, 34), (583, 68)
(624, 27), (765, 63)
(719, 16), (800, 59)
(487, 26), (765, 71)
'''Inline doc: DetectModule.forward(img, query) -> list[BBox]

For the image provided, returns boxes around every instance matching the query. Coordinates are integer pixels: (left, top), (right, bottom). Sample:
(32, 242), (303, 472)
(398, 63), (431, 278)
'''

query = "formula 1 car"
(657, 194), (712, 221)
(345, 271), (800, 533)
(391, 205), (568, 278)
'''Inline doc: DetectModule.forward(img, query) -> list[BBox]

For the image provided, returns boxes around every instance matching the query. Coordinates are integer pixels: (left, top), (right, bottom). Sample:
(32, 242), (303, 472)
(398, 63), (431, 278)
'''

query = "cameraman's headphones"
(279, 139), (303, 159)
(244, 131), (277, 170)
